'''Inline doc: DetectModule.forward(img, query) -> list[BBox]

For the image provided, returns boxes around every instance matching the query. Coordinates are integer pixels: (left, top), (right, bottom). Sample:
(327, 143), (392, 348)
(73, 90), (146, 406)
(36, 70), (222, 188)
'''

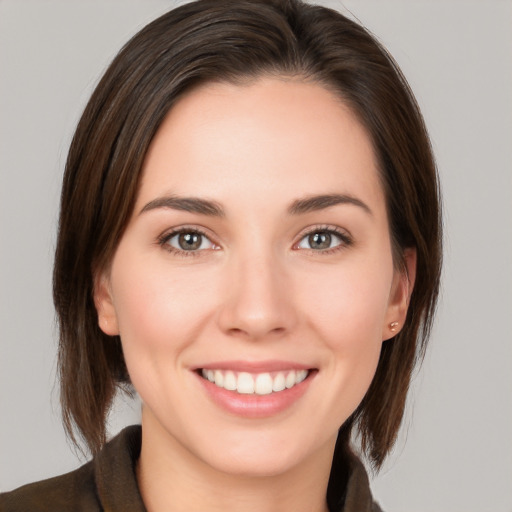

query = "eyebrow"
(288, 194), (373, 216)
(139, 196), (225, 217)
(139, 193), (372, 218)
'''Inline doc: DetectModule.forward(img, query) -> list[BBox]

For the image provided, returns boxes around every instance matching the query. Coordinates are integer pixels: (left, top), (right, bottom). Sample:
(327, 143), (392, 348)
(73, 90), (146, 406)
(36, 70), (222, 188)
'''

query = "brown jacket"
(0, 426), (383, 511)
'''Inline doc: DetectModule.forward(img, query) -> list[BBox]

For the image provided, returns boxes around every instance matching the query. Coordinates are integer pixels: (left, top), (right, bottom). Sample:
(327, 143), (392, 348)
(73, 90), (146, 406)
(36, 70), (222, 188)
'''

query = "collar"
(94, 425), (380, 512)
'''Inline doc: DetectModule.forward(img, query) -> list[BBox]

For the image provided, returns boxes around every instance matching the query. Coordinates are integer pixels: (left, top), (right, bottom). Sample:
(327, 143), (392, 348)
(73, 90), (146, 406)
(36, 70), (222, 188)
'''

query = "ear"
(382, 248), (416, 341)
(93, 271), (120, 336)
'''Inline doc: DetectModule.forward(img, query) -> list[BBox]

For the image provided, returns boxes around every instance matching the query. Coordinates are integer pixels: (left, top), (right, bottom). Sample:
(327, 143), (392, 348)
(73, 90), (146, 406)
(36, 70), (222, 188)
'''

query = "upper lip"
(194, 360), (314, 373)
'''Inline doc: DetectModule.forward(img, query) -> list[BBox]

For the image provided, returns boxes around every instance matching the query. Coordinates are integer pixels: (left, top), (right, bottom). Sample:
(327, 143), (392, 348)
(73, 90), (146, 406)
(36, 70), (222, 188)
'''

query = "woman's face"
(96, 78), (412, 477)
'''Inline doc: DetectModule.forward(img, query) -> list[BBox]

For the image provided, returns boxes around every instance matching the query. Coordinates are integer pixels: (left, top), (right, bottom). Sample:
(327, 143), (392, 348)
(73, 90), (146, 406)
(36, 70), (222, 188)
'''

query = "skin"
(95, 77), (415, 512)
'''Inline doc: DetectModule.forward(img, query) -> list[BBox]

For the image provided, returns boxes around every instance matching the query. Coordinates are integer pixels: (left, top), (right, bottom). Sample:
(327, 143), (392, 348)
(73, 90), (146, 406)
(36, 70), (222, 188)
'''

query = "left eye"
(165, 231), (215, 251)
(297, 230), (344, 251)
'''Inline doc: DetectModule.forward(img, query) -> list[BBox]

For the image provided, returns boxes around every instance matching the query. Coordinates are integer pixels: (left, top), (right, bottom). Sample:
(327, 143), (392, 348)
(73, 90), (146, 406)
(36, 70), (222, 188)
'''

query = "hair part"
(54, 0), (442, 469)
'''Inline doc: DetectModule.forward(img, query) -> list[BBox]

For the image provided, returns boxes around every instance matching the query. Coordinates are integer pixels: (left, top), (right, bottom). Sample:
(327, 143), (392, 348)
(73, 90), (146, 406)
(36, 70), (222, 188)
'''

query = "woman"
(1, 0), (442, 510)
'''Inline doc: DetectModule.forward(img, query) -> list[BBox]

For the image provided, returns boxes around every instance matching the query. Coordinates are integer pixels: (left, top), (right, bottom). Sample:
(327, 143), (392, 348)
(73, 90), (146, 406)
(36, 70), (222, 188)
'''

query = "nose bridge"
(218, 242), (296, 339)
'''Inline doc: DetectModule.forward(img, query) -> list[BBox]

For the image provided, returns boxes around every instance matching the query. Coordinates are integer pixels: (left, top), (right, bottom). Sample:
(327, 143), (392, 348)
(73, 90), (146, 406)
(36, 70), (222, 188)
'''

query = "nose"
(217, 249), (298, 340)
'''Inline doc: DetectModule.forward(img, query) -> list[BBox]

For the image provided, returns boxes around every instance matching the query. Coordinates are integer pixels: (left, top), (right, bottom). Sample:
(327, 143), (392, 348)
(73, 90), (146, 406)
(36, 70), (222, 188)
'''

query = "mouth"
(194, 363), (317, 418)
(198, 368), (313, 395)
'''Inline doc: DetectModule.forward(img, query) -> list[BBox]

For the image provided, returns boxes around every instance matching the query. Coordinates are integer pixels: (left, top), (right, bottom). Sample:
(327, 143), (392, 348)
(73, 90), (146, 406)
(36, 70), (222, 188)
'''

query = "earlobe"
(93, 272), (119, 336)
(383, 248), (417, 340)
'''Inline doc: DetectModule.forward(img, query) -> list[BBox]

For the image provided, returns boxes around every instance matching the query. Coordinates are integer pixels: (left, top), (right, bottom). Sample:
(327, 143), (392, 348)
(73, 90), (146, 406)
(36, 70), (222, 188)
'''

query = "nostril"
(226, 325), (287, 339)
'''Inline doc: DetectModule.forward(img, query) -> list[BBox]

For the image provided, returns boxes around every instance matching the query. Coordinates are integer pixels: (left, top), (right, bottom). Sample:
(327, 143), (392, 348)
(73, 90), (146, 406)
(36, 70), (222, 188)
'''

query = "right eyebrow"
(139, 195), (225, 217)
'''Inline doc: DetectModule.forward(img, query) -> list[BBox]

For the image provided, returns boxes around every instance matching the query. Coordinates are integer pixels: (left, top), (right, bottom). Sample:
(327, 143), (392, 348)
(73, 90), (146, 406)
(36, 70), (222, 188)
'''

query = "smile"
(200, 369), (309, 395)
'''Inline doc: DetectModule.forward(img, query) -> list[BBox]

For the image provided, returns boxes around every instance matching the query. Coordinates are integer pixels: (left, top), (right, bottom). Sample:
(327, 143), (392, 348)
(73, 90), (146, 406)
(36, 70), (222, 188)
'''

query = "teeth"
(214, 370), (224, 387)
(272, 372), (286, 392)
(296, 369), (308, 383)
(201, 369), (309, 395)
(237, 372), (254, 394)
(285, 371), (296, 389)
(224, 371), (237, 391)
(255, 373), (273, 395)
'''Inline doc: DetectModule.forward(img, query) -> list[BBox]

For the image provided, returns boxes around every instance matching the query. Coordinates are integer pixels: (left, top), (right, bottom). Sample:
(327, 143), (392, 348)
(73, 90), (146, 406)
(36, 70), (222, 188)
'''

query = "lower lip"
(195, 371), (315, 418)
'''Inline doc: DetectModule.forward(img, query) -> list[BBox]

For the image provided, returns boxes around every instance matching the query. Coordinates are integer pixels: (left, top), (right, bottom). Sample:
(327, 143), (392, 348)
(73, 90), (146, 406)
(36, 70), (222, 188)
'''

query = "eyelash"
(293, 225), (353, 255)
(157, 226), (217, 258)
(157, 225), (353, 257)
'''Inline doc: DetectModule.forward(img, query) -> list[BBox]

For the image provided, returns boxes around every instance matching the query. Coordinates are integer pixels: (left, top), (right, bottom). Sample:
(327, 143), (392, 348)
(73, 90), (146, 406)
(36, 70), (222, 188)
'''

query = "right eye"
(160, 229), (217, 254)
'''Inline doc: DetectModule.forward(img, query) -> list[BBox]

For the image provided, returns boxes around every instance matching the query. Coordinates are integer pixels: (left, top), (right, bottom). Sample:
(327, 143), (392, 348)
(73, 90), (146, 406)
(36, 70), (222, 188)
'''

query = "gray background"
(1, 1), (511, 510)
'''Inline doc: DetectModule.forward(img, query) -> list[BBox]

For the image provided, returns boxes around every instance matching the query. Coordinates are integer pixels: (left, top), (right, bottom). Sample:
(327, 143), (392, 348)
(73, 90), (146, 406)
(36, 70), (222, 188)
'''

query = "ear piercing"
(389, 321), (399, 332)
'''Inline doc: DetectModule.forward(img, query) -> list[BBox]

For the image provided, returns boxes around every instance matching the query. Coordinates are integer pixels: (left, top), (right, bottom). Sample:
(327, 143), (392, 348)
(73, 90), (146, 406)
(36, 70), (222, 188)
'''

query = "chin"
(194, 427), (336, 479)
(204, 449), (307, 478)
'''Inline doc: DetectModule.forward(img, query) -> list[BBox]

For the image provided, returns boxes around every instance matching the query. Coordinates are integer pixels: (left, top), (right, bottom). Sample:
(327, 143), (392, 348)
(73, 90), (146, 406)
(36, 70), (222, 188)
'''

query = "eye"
(161, 229), (216, 253)
(296, 228), (351, 252)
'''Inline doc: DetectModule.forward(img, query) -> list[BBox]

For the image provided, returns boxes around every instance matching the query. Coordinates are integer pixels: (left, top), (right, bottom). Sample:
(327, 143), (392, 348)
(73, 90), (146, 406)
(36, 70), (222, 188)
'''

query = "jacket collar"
(94, 425), (380, 512)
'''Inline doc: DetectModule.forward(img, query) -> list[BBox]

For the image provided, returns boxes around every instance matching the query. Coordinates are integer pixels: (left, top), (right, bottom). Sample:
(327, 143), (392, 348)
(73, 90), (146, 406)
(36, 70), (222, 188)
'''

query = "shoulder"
(345, 453), (385, 512)
(0, 461), (99, 512)
(0, 425), (144, 512)
(329, 445), (385, 512)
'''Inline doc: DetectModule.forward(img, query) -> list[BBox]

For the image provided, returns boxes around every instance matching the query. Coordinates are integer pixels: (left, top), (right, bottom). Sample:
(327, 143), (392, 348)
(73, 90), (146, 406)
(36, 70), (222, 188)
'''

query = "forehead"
(137, 77), (384, 216)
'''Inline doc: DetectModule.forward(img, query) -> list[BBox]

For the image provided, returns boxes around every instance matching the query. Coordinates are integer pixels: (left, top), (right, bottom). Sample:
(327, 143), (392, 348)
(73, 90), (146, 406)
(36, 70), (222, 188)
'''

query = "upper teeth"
(201, 369), (309, 395)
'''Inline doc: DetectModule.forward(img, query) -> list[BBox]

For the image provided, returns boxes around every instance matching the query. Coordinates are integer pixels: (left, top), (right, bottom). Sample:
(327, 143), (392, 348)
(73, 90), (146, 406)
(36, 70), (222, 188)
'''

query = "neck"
(136, 412), (335, 512)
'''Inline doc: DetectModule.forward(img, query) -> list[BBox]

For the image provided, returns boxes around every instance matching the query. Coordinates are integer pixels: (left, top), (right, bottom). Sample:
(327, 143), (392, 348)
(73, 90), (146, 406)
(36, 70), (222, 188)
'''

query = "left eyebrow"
(288, 194), (373, 216)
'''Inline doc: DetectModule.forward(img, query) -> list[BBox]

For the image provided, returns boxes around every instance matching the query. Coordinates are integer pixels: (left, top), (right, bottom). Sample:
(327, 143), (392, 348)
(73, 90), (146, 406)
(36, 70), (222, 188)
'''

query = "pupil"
(309, 232), (331, 249)
(179, 232), (201, 250)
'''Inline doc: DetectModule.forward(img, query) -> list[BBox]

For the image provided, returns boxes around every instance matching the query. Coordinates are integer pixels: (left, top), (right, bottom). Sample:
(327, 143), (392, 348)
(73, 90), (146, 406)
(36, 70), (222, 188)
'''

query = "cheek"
(109, 253), (219, 363)
(109, 256), (223, 422)
(299, 256), (393, 343)
(296, 254), (393, 409)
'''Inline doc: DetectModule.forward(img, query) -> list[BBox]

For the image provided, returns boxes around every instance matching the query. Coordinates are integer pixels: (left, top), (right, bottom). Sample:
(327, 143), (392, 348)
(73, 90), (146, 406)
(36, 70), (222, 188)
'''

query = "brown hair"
(54, 0), (442, 470)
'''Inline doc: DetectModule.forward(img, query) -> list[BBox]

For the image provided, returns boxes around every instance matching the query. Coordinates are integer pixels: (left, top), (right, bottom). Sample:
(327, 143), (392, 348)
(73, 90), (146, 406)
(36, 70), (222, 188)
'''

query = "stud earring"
(389, 321), (399, 332)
